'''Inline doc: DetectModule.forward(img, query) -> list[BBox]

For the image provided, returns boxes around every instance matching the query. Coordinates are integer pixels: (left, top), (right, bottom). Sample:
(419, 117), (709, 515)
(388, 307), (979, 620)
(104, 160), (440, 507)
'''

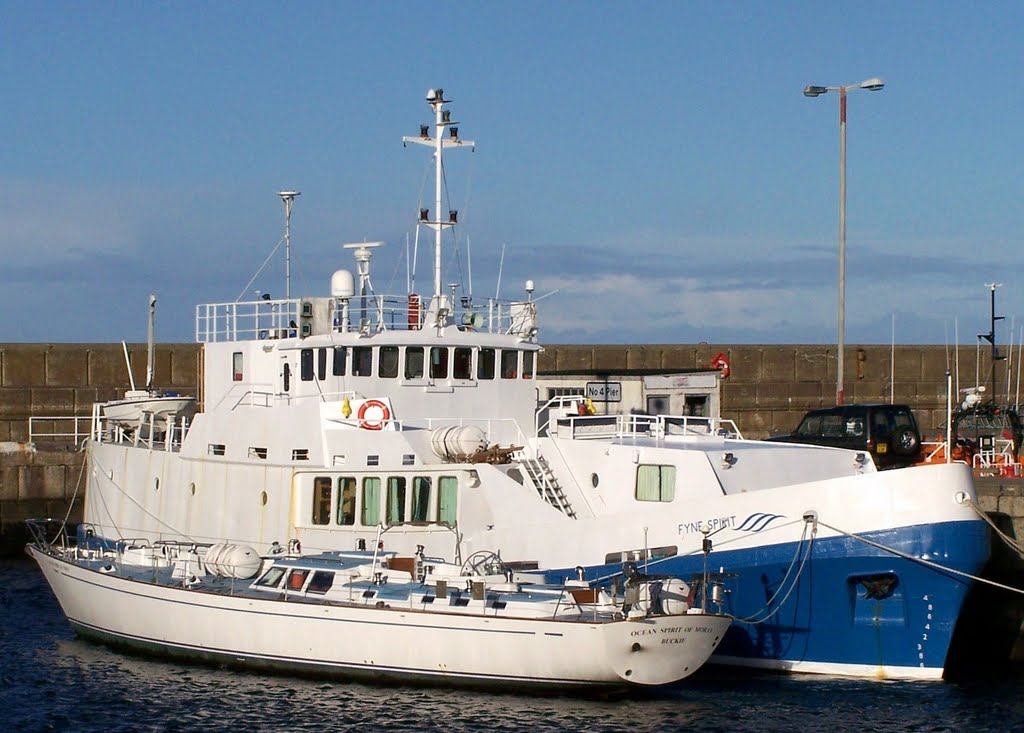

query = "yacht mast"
(402, 88), (474, 305)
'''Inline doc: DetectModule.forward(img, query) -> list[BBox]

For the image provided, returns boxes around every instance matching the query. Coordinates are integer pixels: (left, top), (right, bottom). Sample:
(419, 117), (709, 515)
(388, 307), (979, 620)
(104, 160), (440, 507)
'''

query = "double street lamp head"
(803, 78), (885, 97)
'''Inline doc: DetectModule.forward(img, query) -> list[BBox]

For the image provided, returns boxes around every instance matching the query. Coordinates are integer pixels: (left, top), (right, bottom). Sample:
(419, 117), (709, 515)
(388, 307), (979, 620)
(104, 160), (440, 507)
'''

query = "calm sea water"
(4, 557), (1024, 733)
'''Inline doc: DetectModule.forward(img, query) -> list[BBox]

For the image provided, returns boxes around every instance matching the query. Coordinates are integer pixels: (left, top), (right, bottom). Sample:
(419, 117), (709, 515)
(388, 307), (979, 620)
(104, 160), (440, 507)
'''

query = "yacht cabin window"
(635, 464), (677, 502)
(362, 477), (381, 525)
(337, 476), (357, 526)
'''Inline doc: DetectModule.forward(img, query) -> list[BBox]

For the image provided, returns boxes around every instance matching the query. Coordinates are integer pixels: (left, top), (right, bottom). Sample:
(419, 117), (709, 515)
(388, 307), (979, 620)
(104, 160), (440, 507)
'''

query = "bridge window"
(430, 347), (449, 379)
(380, 346), (399, 378)
(300, 349), (314, 381)
(500, 349), (518, 379)
(523, 350), (534, 379)
(635, 464), (676, 502)
(318, 348), (328, 380)
(336, 476), (357, 526)
(478, 348), (495, 380)
(387, 476), (407, 524)
(405, 347), (424, 379)
(453, 348), (472, 380)
(312, 476), (332, 524)
(362, 477), (381, 526)
(333, 347), (347, 376)
(353, 347), (373, 376)
(412, 476), (432, 523)
(439, 476), (458, 525)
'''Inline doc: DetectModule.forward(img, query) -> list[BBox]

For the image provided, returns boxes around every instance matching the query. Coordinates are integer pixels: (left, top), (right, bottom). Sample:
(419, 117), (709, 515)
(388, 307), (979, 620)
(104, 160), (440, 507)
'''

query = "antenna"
(146, 293), (157, 391)
(402, 88), (475, 303)
(495, 242), (507, 299)
(343, 242), (385, 327)
(979, 283), (1005, 404)
(278, 191), (300, 300)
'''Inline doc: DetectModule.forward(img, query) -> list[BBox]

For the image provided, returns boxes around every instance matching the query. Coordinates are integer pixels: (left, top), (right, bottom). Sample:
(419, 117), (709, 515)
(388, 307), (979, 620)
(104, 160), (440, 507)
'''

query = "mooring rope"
(730, 517), (818, 624)
(960, 495), (1024, 557)
(817, 519), (1024, 597)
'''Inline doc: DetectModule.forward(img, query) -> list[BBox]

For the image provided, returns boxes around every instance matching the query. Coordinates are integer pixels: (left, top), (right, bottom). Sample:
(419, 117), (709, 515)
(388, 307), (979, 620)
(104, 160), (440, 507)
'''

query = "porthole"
(591, 473), (600, 488)
(261, 491), (268, 506)
(190, 482), (197, 496)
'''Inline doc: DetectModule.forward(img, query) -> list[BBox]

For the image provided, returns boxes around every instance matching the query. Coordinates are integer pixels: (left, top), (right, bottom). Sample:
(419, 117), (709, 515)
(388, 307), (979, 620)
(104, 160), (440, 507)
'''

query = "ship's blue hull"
(551, 518), (991, 678)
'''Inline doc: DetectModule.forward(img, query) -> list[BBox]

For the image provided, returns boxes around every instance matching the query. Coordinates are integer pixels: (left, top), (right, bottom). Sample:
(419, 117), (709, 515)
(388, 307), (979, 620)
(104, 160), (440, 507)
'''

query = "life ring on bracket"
(357, 399), (391, 430)
(710, 352), (730, 379)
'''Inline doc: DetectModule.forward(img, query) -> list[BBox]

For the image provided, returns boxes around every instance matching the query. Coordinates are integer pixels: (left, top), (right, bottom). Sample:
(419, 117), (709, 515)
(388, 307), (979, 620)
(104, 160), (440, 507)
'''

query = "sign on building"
(586, 381), (622, 402)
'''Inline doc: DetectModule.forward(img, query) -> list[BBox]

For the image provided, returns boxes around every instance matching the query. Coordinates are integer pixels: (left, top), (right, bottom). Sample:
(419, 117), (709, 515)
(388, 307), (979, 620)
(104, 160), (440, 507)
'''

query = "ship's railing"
(552, 412), (743, 441)
(195, 295), (538, 343)
(89, 404), (190, 453)
(28, 415), (92, 447)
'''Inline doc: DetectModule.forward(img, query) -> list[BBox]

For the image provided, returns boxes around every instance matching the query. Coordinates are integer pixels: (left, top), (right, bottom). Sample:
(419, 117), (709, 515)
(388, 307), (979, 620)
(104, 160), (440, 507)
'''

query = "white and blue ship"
(67, 88), (989, 680)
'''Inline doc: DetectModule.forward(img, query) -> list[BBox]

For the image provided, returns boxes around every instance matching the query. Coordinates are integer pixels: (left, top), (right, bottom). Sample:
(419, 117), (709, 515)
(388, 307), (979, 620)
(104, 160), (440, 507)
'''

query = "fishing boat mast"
(402, 88), (475, 316)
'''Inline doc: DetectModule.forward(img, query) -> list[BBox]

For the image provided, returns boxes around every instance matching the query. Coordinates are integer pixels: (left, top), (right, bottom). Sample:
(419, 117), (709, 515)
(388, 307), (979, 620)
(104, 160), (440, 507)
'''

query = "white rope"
(962, 496), (1024, 557)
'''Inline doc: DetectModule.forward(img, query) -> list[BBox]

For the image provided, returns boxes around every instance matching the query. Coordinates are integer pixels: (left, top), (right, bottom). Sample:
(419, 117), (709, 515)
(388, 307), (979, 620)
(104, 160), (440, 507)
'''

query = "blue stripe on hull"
(554, 519), (990, 675)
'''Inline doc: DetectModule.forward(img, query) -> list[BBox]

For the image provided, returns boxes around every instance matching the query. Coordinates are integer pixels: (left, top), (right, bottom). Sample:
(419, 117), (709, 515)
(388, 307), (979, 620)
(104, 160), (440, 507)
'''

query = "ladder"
(517, 452), (577, 519)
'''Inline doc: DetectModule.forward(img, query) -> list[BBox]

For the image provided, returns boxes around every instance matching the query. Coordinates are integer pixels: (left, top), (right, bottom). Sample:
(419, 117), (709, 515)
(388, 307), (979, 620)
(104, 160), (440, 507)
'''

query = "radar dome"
(331, 269), (355, 298)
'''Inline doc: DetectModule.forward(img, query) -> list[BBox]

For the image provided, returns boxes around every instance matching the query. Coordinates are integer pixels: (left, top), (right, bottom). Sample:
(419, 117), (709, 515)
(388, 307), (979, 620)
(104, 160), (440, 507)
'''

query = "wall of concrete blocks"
(0, 341), (996, 440)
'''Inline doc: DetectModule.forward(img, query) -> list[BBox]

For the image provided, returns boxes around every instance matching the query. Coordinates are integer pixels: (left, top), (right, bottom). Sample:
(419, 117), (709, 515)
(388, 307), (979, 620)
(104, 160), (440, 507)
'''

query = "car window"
(796, 415), (822, 437)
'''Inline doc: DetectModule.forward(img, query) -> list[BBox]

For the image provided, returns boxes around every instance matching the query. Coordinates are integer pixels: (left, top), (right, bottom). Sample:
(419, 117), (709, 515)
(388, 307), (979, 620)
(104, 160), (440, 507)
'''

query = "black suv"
(767, 404), (922, 470)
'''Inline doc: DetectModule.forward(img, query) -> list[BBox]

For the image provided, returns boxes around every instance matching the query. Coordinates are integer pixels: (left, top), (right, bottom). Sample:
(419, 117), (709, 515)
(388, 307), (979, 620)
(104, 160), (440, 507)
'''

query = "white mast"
(402, 88), (474, 311)
(278, 191), (300, 300)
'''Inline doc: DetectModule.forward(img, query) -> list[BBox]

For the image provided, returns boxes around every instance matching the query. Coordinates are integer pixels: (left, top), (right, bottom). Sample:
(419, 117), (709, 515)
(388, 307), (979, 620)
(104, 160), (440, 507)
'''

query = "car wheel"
(894, 428), (920, 455)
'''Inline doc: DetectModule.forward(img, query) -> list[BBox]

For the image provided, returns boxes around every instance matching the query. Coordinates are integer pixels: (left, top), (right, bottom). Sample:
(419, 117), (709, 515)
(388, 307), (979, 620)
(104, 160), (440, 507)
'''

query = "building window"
(412, 476), (432, 523)
(478, 348), (495, 380)
(232, 352), (243, 381)
(337, 476), (357, 526)
(300, 349), (314, 381)
(312, 476), (332, 525)
(635, 464), (676, 502)
(362, 477), (381, 526)
(405, 347), (424, 379)
(387, 476), (407, 524)
(380, 346), (399, 379)
(430, 347), (449, 379)
(353, 346), (372, 376)
(438, 476), (458, 526)
(500, 349), (518, 379)
(546, 387), (584, 400)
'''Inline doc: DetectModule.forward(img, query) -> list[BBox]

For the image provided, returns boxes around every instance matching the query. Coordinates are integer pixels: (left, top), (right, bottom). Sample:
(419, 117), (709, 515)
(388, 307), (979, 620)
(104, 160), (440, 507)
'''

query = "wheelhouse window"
(312, 477), (332, 524)
(453, 347), (472, 380)
(522, 350), (535, 379)
(500, 349), (518, 379)
(379, 346), (399, 379)
(405, 347), (424, 379)
(300, 349), (314, 381)
(387, 476), (407, 524)
(336, 476), (357, 526)
(333, 347), (347, 376)
(478, 348), (495, 380)
(232, 352), (243, 381)
(412, 476), (432, 523)
(438, 476), (458, 526)
(362, 477), (381, 526)
(318, 348), (328, 381)
(635, 464), (676, 502)
(430, 347), (449, 379)
(353, 346), (372, 377)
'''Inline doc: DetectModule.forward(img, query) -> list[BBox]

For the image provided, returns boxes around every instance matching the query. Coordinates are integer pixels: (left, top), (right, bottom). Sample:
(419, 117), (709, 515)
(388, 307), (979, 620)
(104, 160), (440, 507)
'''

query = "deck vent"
(403, 454), (415, 466)
(208, 443), (226, 456)
(248, 447), (268, 460)
(292, 449), (310, 461)
(367, 454), (380, 466)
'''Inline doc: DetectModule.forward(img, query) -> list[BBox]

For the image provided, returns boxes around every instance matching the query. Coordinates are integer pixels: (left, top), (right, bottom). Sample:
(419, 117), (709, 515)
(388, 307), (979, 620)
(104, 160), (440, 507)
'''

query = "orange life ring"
(710, 352), (731, 379)
(358, 399), (391, 430)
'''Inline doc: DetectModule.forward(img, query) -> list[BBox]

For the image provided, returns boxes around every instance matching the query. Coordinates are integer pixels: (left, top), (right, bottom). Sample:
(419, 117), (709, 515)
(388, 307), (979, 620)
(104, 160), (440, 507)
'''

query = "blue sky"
(3, 2), (1023, 346)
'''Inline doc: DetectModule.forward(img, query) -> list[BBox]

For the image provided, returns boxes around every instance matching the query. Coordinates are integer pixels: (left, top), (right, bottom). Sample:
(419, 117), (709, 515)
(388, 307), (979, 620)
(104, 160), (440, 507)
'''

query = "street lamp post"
(803, 78), (884, 406)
